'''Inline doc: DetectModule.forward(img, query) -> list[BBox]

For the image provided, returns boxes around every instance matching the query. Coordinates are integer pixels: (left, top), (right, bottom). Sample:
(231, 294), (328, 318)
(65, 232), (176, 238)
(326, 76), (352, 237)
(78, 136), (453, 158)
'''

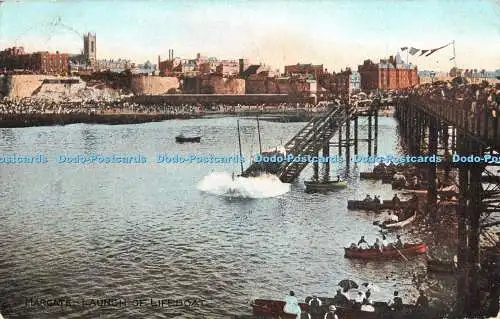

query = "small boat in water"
(347, 199), (411, 211)
(175, 134), (201, 143)
(344, 243), (427, 260)
(304, 179), (347, 192)
(379, 211), (417, 229)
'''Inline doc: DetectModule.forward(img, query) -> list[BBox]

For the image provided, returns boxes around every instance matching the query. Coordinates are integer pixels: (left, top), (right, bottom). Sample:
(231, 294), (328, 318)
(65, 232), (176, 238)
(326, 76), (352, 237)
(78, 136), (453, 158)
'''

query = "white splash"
(197, 171), (290, 198)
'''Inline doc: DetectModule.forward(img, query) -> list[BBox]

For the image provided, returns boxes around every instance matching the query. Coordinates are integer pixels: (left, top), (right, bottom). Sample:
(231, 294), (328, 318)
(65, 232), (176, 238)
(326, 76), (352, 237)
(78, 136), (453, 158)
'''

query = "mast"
(237, 119), (244, 175)
(256, 115), (263, 154)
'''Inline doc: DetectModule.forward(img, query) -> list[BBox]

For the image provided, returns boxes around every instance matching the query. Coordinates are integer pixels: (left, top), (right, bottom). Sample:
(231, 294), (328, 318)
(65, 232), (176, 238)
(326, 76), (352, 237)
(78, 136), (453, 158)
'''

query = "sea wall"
(130, 76), (179, 95)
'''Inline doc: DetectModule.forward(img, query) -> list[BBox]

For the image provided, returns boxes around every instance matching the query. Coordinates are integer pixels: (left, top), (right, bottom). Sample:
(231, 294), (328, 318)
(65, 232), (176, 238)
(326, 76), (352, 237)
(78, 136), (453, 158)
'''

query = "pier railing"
(405, 96), (500, 152)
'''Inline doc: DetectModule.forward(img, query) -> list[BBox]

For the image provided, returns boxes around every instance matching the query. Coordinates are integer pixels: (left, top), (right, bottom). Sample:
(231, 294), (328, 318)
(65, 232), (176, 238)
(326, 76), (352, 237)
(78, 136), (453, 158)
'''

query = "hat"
(329, 305), (336, 311)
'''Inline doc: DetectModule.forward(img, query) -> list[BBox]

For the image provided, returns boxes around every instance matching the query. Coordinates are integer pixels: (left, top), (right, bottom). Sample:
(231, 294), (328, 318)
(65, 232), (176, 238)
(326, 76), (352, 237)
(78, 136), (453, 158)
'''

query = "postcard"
(0, 1), (499, 318)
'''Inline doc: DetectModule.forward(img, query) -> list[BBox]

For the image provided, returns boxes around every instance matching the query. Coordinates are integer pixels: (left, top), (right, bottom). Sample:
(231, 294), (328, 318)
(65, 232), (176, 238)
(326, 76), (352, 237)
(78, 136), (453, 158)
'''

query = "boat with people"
(251, 295), (434, 319)
(304, 176), (347, 192)
(305, 180), (347, 188)
(175, 134), (201, 143)
(344, 243), (427, 260)
(347, 199), (410, 211)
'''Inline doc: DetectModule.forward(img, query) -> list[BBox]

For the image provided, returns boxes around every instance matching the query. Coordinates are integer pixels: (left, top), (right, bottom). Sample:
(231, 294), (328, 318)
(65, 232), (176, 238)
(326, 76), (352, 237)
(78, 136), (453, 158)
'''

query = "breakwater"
(0, 113), (199, 128)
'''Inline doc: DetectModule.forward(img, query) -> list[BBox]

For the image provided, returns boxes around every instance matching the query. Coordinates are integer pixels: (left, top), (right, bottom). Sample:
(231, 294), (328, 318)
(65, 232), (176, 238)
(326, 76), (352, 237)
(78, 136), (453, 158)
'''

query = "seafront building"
(358, 53), (419, 91)
(0, 46), (69, 75)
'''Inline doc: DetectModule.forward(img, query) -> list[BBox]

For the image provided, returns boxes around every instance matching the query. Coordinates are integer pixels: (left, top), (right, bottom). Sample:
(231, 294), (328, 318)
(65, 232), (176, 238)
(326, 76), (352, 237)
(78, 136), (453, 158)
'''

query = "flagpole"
(452, 40), (456, 68)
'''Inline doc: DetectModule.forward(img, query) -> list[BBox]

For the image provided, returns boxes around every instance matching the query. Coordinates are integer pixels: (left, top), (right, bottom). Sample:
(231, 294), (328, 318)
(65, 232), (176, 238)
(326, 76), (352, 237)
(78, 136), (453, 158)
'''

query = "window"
(91, 42), (94, 53)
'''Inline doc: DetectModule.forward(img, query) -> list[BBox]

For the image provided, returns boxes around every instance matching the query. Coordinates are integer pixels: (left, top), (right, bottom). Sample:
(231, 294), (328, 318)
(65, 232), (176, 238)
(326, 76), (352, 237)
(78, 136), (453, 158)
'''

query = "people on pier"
(283, 291), (301, 318)
(363, 194), (372, 202)
(308, 295), (323, 319)
(373, 195), (381, 204)
(357, 236), (369, 249)
(324, 305), (338, 319)
(335, 175), (341, 182)
(373, 238), (382, 251)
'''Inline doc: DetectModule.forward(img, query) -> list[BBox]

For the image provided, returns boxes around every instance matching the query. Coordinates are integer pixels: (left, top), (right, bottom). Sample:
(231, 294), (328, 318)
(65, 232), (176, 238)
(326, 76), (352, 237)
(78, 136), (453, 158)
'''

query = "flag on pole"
(419, 50), (429, 56)
(425, 43), (451, 56)
(401, 47), (408, 51)
(409, 47), (419, 55)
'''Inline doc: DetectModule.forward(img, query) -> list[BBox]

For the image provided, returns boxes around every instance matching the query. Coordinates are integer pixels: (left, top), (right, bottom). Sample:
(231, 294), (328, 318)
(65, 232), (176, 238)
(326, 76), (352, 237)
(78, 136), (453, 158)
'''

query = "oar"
(394, 246), (409, 262)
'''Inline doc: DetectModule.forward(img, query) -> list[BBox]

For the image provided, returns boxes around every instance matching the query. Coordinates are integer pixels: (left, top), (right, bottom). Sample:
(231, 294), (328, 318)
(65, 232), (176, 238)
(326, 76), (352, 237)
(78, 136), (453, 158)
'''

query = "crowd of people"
(282, 285), (430, 318)
(0, 96), (332, 117)
(402, 81), (500, 139)
(405, 81), (500, 116)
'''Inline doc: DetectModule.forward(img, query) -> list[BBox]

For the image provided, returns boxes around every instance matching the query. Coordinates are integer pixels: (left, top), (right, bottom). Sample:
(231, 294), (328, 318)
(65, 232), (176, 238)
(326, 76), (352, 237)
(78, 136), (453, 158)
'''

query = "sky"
(0, 0), (499, 72)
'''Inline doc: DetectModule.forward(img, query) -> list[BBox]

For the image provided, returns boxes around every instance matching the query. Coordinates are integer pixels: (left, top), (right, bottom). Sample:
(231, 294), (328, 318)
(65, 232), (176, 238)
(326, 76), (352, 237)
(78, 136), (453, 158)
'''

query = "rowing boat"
(304, 180), (347, 191)
(251, 298), (378, 319)
(175, 135), (201, 143)
(344, 243), (427, 260)
(251, 297), (425, 319)
(347, 199), (411, 211)
(380, 211), (417, 229)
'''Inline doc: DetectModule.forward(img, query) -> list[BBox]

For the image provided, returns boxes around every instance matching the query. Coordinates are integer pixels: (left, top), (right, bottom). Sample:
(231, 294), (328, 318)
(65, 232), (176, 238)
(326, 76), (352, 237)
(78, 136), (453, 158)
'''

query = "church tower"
(83, 33), (96, 67)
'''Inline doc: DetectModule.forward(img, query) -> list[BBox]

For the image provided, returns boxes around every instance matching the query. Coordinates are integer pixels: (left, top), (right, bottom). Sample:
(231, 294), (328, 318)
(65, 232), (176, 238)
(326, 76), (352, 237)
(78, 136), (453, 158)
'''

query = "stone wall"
(130, 76), (179, 95)
(246, 77), (313, 96)
(183, 75), (245, 94)
(1, 75), (54, 99)
(206, 76), (245, 94)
